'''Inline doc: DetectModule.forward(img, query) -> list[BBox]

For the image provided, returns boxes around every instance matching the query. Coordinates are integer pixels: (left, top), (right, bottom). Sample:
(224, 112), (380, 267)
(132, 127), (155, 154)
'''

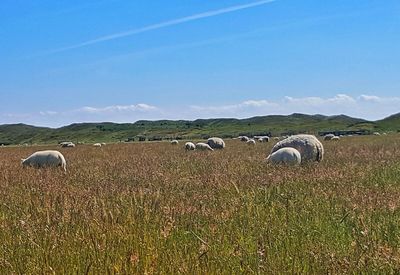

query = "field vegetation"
(1, 135), (400, 273)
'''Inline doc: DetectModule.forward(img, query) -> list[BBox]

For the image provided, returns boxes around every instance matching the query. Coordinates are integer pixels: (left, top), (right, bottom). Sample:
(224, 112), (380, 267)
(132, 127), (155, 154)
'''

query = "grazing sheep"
(195, 143), (214, 151)
(61, 142), (75, 148)
(21, 150), (66, 172)
(171, 140), (179, 145)
(101, 142), (106, 146)
(270, 134), (324, 162)
(93, 143), (102, 147)
(267, 147), (301, 165)
(373, 132), (381, 136)
(324, 134), (340, 141)
(240, 136), (250, 142)
(207, 137), (225, 149)
(185, 142), (196, 151)
(60, 141), (74, 147)
(258, 136), (270, 143)
(323, 134), (335, 141)
(247, 139), (256, 146)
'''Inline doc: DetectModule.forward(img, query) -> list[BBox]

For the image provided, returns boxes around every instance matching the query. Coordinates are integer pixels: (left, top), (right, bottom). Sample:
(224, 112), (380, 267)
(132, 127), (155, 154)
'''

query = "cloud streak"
(48, 0), (277, 54)
(78, 103), (157, 114)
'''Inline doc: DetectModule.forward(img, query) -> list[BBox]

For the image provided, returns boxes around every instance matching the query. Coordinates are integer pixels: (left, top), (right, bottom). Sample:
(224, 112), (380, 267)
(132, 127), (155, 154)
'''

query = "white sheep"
(258, 136), (270, 143)
(323, 134), (335, 141)
(331, 136), (340, 141)
(60, 141), (74, 147)
(240, 136), (250, 142)
(185, 142), (196, 151)
(171, 140), (179, 145)
(93, 143), (102, 147)
(195, 143), (214, 151)
(101, 142), (106, 146)
(21, 150), (66, 172)
(270, 134), (324, 162)
(61, 142), (75, 148)
(267, 147), (301, 165)
(373, 132), (381, 136)
(247, 139), (256, 145)
(207, 137), (225, 149)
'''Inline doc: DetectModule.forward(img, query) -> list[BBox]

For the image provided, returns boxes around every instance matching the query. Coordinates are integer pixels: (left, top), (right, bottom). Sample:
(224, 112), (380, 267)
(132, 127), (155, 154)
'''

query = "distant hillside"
(0, 113), (399, 145)
(376, 113), (400, 130)
(0, 124), (52, 145)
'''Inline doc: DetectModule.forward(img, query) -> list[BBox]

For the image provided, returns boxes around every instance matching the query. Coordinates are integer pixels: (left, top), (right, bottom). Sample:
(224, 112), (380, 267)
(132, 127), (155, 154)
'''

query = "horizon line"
(1, 112), (396, 129)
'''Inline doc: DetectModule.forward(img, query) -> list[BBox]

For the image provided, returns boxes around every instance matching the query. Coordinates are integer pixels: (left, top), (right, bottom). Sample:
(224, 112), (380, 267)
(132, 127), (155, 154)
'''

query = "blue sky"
(1, 0), (399, 127)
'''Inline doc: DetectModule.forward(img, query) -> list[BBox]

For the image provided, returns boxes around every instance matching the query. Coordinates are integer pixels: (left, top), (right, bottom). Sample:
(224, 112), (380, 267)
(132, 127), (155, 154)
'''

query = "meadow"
(0, 135), (400, 274)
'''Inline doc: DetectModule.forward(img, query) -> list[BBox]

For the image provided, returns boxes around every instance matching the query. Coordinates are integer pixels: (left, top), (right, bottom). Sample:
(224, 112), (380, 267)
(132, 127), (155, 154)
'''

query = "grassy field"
(1, 135), (400, 273)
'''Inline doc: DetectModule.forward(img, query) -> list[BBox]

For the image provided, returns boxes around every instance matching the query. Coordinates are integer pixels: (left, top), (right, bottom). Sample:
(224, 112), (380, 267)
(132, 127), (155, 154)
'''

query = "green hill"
(0, 124), (52, 145)
(375, 113), (400, 131)
(0, 113), (399, 145)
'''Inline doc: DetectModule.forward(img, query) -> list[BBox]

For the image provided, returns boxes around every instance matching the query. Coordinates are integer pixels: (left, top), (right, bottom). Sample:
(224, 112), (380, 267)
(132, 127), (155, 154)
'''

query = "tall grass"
(0, 135), (400, 273)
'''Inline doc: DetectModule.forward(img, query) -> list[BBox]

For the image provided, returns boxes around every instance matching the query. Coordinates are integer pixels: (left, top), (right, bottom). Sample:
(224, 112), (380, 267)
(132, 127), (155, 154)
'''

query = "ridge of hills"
(0, 113), (399, 145)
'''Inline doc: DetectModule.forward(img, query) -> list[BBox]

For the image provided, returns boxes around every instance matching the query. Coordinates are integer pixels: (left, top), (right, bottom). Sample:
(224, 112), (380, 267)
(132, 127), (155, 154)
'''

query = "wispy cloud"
(190, 99), (277, 115)
(358, 94), (400, 103)
(48, 0), (277, 54)
(38, 8), (370, 71)
(283, 94), (356, 106)
(78, 103), (157, 114)
(39, 111), (58, 116)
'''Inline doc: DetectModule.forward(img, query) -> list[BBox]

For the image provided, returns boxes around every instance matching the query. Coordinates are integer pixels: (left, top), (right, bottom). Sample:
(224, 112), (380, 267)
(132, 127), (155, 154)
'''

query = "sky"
(1, 0), (399, 127)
